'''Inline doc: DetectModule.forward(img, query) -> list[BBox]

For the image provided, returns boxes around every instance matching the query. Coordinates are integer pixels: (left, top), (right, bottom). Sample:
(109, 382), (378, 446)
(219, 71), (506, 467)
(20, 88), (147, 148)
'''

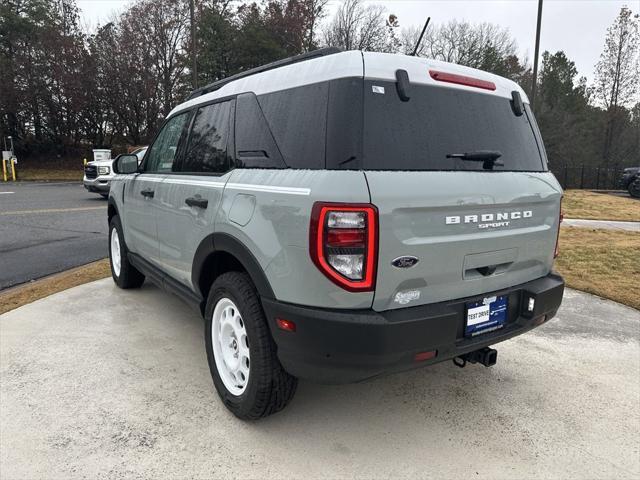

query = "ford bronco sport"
(108, 48), (565, 419)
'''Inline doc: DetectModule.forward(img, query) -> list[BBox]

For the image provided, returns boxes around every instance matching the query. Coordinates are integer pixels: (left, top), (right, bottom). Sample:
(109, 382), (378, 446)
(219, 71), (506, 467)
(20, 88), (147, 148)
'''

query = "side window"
(182, 100), (235, 173)
(144, 112), (190, 173)
(258, 82), (328, 169)
(326, 78), (363, 169)
(235, 92), (286, 168)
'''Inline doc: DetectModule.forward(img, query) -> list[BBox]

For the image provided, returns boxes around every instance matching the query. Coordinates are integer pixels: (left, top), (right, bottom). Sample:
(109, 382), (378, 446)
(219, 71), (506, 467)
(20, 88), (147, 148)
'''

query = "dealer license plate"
(465, 295), (508, 337)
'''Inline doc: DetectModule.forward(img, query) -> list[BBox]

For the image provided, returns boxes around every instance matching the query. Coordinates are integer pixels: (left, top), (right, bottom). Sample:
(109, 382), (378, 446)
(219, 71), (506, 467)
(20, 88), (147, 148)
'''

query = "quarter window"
(144, 112), (190, 173)
(182, 100), (235, 173)
(258, 82), (328, 169)
(235, 93), (285, 168)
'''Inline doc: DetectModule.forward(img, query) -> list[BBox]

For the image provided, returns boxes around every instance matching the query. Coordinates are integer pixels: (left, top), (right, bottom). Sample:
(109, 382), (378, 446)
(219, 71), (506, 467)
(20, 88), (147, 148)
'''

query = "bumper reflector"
(414, 350), (437, 362)
(276, 318), (297, 332)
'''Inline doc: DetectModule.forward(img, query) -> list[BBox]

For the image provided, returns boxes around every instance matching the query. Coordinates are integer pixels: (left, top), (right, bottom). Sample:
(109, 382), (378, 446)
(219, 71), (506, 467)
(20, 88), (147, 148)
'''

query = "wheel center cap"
(232, 339), (238, 351)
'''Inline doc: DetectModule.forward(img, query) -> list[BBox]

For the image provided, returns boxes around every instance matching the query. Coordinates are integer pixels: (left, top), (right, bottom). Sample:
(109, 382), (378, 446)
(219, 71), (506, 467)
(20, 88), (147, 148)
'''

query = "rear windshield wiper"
(446, 150), (504, 170)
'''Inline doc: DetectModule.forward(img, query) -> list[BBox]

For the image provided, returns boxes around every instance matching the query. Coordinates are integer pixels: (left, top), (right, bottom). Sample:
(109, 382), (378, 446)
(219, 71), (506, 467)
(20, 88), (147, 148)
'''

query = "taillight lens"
(429, 69), (496, 91)
(554, 199), (563, 259)
(310, 203), (378, 292)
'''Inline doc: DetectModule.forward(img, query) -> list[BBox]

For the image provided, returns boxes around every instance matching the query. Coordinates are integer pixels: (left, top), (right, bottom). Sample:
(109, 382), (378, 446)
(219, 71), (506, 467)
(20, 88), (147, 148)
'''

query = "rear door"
(154, 99), (235, 288)
(124, 112), (190, 265)
(361, 77), (562, 312)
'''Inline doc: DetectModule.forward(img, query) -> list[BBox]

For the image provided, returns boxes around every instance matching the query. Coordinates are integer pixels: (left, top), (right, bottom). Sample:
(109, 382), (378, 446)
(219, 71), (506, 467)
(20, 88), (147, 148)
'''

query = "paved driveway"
(0, 182), (107, 289)
(1, 280), (639, 479)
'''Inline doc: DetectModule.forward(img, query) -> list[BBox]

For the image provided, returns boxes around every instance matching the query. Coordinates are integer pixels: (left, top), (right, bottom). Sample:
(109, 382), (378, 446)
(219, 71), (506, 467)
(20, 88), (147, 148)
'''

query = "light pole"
(190, 0), (197, 89)
(531, 0), (543, 111)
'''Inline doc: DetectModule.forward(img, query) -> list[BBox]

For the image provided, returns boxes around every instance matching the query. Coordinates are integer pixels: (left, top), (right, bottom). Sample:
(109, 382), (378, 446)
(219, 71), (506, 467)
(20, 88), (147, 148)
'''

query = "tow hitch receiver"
(453, 347), (498, 368)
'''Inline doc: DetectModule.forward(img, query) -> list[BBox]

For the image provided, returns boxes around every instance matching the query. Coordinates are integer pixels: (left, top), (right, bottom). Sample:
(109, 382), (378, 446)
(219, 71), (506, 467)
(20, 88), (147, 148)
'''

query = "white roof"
(362, 52), (529, 102)
(169, 50), (529, 117)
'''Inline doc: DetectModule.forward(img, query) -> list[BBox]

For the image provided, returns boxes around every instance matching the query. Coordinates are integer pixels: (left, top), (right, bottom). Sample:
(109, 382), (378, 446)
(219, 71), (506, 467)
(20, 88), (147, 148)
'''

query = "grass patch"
(2, 228), (638, 314)
(0, 259), (110, 315)
(555, 227), (640, 310)
(562, 190), (639, 222)
(17, 168), (83, 182)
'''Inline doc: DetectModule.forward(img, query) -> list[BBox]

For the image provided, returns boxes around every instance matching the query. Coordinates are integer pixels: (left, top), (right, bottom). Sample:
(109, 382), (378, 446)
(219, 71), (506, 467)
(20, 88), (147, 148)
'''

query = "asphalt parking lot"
(1, 280), (639, 479)
(0, 182), (107, 289)
(603, 190), (639, 200)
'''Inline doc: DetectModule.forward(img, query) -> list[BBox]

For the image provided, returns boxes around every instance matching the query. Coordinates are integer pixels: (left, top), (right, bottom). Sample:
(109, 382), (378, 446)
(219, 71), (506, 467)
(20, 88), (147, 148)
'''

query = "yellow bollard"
(10, 158), (16, 181)
(83, 158), (87, 166)
(2, 160), (6, 182)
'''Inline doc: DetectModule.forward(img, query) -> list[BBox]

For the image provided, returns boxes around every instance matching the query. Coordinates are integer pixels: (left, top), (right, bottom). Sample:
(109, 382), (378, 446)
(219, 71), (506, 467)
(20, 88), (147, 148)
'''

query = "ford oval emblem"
(391, 256), (419, 269)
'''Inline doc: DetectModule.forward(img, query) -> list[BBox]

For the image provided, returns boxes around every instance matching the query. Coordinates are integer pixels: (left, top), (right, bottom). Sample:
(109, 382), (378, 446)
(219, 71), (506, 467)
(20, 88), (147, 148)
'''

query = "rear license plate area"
(465, 295), (508, 337)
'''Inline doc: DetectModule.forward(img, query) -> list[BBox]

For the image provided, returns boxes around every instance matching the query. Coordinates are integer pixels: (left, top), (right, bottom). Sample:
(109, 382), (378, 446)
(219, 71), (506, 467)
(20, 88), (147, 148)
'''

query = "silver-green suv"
(108, 48), (565, 419)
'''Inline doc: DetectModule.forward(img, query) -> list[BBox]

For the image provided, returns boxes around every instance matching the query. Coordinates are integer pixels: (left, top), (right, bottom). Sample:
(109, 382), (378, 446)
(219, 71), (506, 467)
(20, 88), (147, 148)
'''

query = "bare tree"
(148, 0), (190, 115)
(595, 7), (640, 110)
(401, 19), (517, 69)
(303, 0), (330, 51)
(594, 7), (640, 163)
(323, 0), (395, 52)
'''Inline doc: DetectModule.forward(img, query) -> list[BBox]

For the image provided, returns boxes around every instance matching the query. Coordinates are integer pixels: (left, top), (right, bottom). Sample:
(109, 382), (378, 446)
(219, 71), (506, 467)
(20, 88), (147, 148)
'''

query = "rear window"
(362, 81), (546, 172)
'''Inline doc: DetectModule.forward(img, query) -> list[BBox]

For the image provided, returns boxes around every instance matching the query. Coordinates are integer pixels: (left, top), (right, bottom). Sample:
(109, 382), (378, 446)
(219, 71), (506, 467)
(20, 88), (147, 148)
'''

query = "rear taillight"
(554, 199), (563, 259)
(310, 202), (378, 292)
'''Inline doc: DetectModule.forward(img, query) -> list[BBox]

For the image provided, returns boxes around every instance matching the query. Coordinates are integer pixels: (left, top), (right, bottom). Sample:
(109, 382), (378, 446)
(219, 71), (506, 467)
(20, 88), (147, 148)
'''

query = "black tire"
(108, 215), (145, 289)
(205, 271), (297, 420)
(628, 178), (640, 198)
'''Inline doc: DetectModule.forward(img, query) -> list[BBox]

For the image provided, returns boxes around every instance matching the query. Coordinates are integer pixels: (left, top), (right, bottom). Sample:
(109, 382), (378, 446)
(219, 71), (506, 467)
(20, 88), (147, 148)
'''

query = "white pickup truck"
(83, 147), (147, 197)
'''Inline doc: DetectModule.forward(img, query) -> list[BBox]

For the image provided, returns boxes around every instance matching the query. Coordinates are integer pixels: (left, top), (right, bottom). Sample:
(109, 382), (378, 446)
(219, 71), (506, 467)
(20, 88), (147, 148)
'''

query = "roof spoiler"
(186, 47), (343, 101)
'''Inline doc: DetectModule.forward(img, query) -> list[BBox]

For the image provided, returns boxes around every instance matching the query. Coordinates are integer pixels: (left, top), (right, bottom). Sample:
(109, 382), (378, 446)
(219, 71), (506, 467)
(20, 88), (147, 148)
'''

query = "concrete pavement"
(1, 279), (639, 479)
(0, 182), (108, 289)
(563, 218), (640, 232)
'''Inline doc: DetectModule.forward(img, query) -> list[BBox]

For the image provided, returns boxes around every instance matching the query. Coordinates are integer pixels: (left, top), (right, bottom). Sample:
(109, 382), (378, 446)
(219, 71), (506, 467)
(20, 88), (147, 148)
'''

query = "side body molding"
(191, 232), (276, 300)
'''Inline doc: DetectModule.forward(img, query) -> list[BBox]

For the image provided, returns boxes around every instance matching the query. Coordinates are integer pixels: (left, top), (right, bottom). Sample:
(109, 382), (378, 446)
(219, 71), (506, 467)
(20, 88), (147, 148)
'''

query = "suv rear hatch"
(360, 63), (562, 312)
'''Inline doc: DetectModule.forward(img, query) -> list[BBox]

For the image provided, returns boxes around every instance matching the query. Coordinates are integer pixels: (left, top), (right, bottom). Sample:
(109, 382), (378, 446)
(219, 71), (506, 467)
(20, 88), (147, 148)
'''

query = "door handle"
(140, 189), (154, 198)
(185, 196), (208, 209)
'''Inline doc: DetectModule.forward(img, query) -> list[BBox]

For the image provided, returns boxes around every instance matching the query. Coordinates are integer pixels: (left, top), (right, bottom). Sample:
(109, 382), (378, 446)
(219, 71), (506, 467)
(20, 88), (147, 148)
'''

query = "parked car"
(84, 147), (147, 197)
(619, 167), (640, 198)
(107, 48), (564, 419)
(628, 175), (640, 198)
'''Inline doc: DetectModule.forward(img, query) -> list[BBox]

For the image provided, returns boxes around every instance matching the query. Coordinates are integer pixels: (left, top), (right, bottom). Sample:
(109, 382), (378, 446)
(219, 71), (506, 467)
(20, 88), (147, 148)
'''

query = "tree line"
(0, 0), (638, 170)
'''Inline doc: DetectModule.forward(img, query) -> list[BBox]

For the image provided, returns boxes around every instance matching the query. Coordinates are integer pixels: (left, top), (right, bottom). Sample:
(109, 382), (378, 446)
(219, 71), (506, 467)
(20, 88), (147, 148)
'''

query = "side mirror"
(113, 154), (139, 174)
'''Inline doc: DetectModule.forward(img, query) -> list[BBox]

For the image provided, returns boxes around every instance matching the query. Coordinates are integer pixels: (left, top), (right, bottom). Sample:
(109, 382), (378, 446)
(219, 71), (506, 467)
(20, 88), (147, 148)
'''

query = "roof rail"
(186, 47), (343, 100)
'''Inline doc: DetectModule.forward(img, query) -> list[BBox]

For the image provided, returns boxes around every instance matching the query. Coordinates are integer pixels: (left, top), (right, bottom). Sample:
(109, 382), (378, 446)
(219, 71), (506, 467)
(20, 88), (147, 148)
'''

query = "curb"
(0, 259), (110, 315)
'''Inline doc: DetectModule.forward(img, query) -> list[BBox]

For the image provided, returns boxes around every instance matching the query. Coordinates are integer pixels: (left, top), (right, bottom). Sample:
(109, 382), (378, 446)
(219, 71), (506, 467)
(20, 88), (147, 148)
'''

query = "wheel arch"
(107, 198), (119, 224)
(193, 233), (276, 309)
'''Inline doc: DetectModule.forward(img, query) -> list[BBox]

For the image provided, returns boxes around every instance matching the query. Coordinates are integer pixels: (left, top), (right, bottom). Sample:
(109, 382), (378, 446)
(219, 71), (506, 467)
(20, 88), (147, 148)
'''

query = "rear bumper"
(262, 272), (564, 384)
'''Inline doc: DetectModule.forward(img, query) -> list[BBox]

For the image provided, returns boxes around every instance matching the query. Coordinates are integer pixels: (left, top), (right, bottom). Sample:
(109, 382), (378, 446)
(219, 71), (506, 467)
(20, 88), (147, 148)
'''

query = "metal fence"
(550, 165), (632, 190)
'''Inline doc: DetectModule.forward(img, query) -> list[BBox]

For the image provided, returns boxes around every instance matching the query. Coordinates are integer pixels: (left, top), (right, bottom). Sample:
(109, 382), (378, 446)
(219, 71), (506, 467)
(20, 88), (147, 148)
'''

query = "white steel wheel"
(211, 297), (250, 395)
(110, 227), (121, 277)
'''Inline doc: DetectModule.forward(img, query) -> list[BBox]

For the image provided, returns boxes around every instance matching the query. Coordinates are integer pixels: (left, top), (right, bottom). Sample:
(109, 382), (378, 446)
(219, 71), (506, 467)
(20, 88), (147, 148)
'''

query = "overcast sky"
(77, 0), (635, 84)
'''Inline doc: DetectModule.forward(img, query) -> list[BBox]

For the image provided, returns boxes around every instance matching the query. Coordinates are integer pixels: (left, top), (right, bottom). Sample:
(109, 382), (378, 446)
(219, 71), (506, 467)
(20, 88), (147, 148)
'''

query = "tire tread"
(207, 272), (297, 420)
